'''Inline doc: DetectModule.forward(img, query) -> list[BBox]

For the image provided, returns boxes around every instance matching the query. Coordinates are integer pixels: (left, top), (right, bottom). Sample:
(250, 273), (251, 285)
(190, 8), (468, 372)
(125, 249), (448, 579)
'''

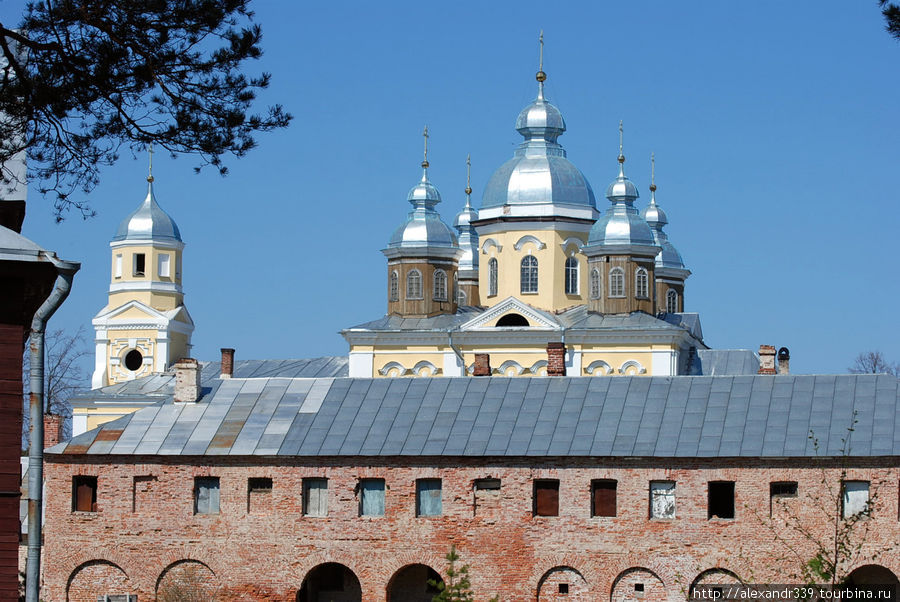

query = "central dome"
(482, 83), (596, 210)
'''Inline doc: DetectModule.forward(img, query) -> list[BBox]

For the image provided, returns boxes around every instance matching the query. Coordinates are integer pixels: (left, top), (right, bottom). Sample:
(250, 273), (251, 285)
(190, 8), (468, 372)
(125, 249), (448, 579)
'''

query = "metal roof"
(50, 374), (900, 459)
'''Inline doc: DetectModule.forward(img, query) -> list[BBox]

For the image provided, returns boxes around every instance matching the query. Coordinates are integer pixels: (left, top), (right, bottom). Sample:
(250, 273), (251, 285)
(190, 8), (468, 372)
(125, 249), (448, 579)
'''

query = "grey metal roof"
(50, 374), (900, 459)
(70, 357), (348, 406)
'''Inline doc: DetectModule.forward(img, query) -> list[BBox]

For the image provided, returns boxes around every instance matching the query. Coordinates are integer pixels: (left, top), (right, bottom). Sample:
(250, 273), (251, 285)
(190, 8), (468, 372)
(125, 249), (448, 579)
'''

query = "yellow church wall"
(75, 407), (146, 431)
(110, 245), (182, 286)
(167, 332), (191, 363)
(479, 227), (588, 313)
(374, 351), (446, 377)
(106, 290), (181, 311)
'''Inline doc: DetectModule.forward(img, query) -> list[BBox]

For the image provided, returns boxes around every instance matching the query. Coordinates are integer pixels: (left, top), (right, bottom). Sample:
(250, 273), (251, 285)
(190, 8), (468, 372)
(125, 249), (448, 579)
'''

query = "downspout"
(448, 329), (465, 373)
(26, 253), (79, 602)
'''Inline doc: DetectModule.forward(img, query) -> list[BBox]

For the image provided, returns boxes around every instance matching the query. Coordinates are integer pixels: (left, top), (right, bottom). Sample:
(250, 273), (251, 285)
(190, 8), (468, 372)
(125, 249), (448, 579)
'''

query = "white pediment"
(459, 296), (561, 331)
(95, 299), (168, 322)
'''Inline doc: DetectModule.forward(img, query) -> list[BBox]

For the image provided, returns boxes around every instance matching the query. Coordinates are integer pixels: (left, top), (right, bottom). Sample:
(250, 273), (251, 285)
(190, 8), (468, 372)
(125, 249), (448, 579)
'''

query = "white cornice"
(110, 240), (184, 250)
(109, 280), (183, 294)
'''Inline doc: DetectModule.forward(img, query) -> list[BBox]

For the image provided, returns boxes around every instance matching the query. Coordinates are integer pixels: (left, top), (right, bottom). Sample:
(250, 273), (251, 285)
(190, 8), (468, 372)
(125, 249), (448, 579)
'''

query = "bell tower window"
(124, 349), (144, 372)
(158, 254), (171, 278)
(406, 269), (423, 300)
(666, 289), (678, 313)
(488, 258), (498, 297)
(133, 253), (146, 277)
(389, 271), (399, 302)
(433, 269), (447, 301)
(635, 267), (649, 299)
(114, 254), (123, 279)
(520, 256), (538, 294)
(564, 257), (579, 295)
(608, 267), (625, 298)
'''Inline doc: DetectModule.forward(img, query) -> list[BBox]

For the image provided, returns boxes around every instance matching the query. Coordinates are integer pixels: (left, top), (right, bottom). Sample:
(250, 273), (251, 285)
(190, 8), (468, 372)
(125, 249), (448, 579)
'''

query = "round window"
(124, 349), (143, 371)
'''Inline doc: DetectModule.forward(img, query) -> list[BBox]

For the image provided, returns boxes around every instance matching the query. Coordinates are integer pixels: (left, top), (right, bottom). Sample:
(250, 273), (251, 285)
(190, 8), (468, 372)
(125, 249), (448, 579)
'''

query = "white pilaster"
(443, 351), (464, 376)
(651, 349), (677, 376)
(348, 351), (374, 377)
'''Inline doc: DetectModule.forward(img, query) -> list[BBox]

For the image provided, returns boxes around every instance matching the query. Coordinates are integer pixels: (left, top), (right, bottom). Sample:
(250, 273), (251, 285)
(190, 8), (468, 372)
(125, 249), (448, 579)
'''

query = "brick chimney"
(220, 348), (235, 379)
(174, 358), (201, 402)
(473, 353), (491, 377)
(777, 347), (790, 375)
(758, 345), (776, 375)
(547, 343), (566, 376)
(43, 413), (63, 449)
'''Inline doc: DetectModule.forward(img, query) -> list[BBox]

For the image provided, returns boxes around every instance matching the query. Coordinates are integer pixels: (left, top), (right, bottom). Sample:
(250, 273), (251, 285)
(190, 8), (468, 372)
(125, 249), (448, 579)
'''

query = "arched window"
(453, 272), (459, 303)
(520, 255), (538, 294)
(389, 270), (399, 302)
(406, 269), (422, 300)
(635, 267), (649, 299)
(433, 269), (447, 301)
(488, 258), (498, 297)
(564, 257), (579, 295)
(609, 267), (625, 297)
(590, 268), (601, 299)
(457, 288), (467, 305)
(666, 289), (678, 313)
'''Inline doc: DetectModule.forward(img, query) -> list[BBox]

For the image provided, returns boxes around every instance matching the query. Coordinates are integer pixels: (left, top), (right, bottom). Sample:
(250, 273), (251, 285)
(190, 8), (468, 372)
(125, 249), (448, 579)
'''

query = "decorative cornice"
(513, 234), (547, 251)
(108, 280), (183, 294)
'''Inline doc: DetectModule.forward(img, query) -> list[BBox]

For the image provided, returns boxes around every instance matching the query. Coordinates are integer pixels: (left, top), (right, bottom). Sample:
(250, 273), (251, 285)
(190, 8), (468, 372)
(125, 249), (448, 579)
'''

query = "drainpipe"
(448, 330), (465, 374)
(26, 254), (79, 602)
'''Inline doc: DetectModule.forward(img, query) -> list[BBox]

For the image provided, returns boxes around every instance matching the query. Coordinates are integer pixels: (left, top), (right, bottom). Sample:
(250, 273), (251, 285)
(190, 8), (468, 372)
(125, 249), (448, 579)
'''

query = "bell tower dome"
(91, 151), (194, 388)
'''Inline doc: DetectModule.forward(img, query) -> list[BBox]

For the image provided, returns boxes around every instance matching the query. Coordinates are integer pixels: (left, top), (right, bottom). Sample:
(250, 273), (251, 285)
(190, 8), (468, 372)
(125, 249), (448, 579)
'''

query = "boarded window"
(650, 481), (675, 519)
(592, 480), (617, 517)
(416, 479), (442, 517)
(303, 478), (328, 517)
(534, 480), (559, 517)
(708, 481), (735, 519)
(474, 478), (500, 516)
(158, 253), (171, 278)
(248, 477), (272, 513)
(770, 481), (798, 517)
(842, 481), (870, 518)
(359, 479), (385, 517)
(194, 477), (220, 515)
(114, 254), (123, 278)
(132, 475), (157, 513)
(72, 476), (97, 512)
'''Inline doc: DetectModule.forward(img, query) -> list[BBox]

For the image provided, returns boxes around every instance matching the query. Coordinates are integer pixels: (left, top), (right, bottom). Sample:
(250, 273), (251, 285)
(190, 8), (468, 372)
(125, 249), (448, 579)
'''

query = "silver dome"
(588, 158), (655, 247)
(455, 194), (479, 272)
(481, 82), (596, 210)
(642, 187), (685, 270)
(388, 168), (458, 248)
(112, 180), (182, 242)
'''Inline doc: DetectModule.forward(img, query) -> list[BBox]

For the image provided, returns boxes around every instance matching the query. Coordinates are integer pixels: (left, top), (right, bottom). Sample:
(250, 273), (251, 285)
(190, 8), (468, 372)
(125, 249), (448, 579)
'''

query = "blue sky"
(6, 1), (899, 376)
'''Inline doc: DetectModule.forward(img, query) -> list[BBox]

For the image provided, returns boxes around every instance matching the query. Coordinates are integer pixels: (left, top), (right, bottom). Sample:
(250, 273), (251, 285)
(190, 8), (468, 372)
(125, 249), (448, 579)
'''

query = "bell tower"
(91, 152), (194, 388)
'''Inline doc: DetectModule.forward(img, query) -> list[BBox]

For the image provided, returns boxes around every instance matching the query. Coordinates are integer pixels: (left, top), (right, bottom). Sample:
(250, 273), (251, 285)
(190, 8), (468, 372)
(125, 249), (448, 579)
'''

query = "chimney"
(174, 358), (201, 402)
(547, 342), (566, 376)
(43, 413), (63, 449)
(220, 348), (235, 379)
(777, 347), (790, 375)
(758, 345), (776, 375)
(473, 353), (491, 377)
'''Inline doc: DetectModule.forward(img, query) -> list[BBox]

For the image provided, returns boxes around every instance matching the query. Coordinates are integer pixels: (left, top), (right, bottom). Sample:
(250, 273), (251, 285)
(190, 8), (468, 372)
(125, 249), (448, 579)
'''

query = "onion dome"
(387, 129), (458, 249)
(113, 177), (182, 243)
(587, 123), (655, 247)
(454, 155), (479, 272)
(481, 65), (596, 211)
(641, 155), (686, 270)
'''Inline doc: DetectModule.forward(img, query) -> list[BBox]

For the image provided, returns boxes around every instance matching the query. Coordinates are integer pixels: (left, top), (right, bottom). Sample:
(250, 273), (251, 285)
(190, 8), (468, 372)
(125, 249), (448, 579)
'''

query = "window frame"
(133, 252), (146, 277)
(488, 258), (498, 297)
(666, 289), (678, 313)
(194, 476), (220, 515)
(520, 255), (539, 295)
(303, 477), (328, 517)
(649, 480), (676, 519)
(564, 256), (579, 295)
(591, 479), (617, 517)
(608, 267), (625, 298)
(590, 267), (601, 299)
(635, 267), (649, 299)
(72, 475), (98, 512)
(114, 254), (123, 279)
(406, 269), (423, 300)
(433, 269), (448, 301)
(158, 253), (171, 278)
(358, 478), (386, 517)
(769, 481), (798, 517)
(841, 480), (870, 518)
(389, 270), (399, 302)
(707, 480), (735, 520)
(415, 478), (443, 517)
(533, 479), (560, 517)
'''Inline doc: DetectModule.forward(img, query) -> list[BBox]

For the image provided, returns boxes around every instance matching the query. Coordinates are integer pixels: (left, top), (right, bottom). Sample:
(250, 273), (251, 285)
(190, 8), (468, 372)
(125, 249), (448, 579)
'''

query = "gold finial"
(147, 143), (154, 183)
(618, 120), (625, 164)
(421, 125), (429, 169)
(536, 30), (546, 83)
(649, 152), (657, 192)
(465, 154), (472, 197)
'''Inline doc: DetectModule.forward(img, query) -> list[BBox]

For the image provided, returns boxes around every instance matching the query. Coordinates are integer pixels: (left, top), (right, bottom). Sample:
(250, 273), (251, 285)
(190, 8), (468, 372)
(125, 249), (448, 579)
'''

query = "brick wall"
(41, 456), (900, 601)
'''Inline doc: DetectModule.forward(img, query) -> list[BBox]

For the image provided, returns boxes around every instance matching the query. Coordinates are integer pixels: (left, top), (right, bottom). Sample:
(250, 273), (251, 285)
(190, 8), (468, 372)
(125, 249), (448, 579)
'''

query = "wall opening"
(297, 563), (362, 602)
(497, 313), (529, 327)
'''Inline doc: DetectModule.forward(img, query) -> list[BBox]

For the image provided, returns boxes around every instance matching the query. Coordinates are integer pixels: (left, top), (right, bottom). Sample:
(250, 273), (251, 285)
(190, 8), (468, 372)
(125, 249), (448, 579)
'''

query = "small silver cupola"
(454, 154), (479, 273)
(387, 127), (459, 249)
(481, 33), (596, 213)
(588, 122), (655, 247)
(641, 153), (687, 271)
(113, 147), (182, 243)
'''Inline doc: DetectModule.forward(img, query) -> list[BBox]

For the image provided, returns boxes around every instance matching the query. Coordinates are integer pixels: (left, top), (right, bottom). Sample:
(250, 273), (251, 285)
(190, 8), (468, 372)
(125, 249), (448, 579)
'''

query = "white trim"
(348, 351), (374, 377)
(619, 360), (647, 375)
(378, 361), (409, 377)
(475, 203), (598, 222)
(480, 238), (503, 255)
(108, 280), (183, 294)
(529, 359), (548, 376)
(495, 360), (524, 376)
(585, 360), (613, 376)
(559, 237), (584, 252)
(110, 239), (184, 250)
(651, 350), (677, 376)
(513, 235), (546, 251)
(442, 351), (464, 377)
(460, 297), (561, 331)
(566, 349), (582, 374)
(412, 360), (440, 377)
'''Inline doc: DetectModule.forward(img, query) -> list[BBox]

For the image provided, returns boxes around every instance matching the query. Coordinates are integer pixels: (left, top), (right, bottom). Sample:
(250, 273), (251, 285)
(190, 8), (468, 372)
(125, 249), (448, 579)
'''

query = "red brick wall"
(41, 456), (900, 601)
